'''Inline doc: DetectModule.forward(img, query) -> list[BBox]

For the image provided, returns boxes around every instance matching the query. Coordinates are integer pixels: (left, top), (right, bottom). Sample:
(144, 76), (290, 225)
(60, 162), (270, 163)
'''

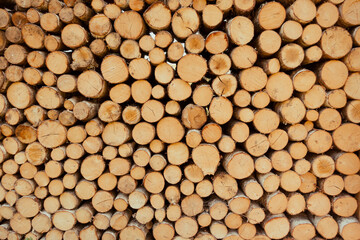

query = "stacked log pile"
(0, 0), (359, 239)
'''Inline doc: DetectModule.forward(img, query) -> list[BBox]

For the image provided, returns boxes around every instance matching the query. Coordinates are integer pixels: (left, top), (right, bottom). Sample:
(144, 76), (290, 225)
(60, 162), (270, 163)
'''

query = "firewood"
(179, 179), (194, 196)
(59, 7), (79, 24)
(227, 16), (254, 45)
(162, 165), (180, 184)
(185, 34), (205, 54)
(103, 4), (121, 20)
(11, 12), (28, 28)
(285, 193), (305, 216)
(202, 4), (222, 29)
(0, 1), (359, 239)
(289, 215), (316, 240)
(262, 214), (290, 239)
(337, 217), (360, 240)
(320, 26), (353, 59)
(256, 30), (282, 57)
(143, 2), (171, 31)
(5, 26), (23, 44)
(333, 123), (360, 152)
(61, 23), (88, 49)
(0, 32), (8, 54)
(0, 9), (11, 30)
(303, 45), (322, 65)
(344, 174), (360, 194)
(238, 222), (256, 239)
(279, 20), (302, 42)
(338, 0), (360, 26)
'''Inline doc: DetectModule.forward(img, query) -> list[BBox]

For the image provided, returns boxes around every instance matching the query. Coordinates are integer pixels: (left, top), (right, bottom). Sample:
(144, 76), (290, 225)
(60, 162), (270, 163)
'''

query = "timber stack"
(0, 0), (359, 239)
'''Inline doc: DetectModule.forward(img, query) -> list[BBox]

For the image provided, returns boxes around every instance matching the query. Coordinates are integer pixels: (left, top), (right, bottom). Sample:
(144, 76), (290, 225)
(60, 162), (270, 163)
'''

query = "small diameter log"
(202, 5), (223, 29)
(71, 46), (97, 71)
(332, 194), (358, 217)
(0, 9), (11, 30)
(280, 20), (302, 42)
(339, 0), (360, 27)
(89, 14), (112, 38)
(185, 34), (205, 54)
(307, 192), (331, 217)
(156, 117), (184, 144)
(74, 3), (94, 21)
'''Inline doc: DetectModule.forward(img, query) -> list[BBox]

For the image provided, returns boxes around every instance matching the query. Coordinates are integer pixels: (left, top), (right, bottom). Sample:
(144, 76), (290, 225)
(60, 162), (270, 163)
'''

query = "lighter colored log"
(202, 5), (222, 29)
(287, 192), (306, 215)
(192, 144), (220, 176)
(227, 16), (254, 45)
(262, 214), (290, 239)
(61, 24), (88, 49)
(307, 192), (331, 216)
(192, 84), (213, 107)
(202, 123), (222, 143)
(320, 26), (352, 59)
(339, 0), (360, 26)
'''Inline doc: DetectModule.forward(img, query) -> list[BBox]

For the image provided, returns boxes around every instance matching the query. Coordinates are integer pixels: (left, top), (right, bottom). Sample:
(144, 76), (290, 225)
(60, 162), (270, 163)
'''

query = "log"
(120, 40), (140, 60)
(320, 26), (353, 59)
(114, 11), (145, 40)
(255, 2), (286, 30)
(202, 4), (223, 29)
(143, 2), (171, 30)
(289, 215), (316, 240)
(287, 192), (305, 215)
(185, 34), (205, 54)
(61, 24), (88, 49)
(257, 30), (281, 57)
(227, 16), (254, 45)
(262, 214), (290, 239)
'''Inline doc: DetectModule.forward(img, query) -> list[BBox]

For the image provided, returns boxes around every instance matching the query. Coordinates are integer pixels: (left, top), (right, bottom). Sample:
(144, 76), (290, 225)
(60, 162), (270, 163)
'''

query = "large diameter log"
(114, 11), (145, 40)
(171, 7), (199, 39)
(143, 2), (171, 30)
(192, 144), (220, 175)
(333, 123), (360, 152)
(262, 214), (290, 239)
(226, 16), (254, 45)
(320, 26), (353, 59)
(224, 151), (254, 179)
(156, 117), (184, 144)
(21, 23), (45, 49)
(339, 0), (360, 26)
(177, 54), (207, 83)
(37, 120), (67, 148)
(77, 70), (107, 98)
(61, 24), (89, 49)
